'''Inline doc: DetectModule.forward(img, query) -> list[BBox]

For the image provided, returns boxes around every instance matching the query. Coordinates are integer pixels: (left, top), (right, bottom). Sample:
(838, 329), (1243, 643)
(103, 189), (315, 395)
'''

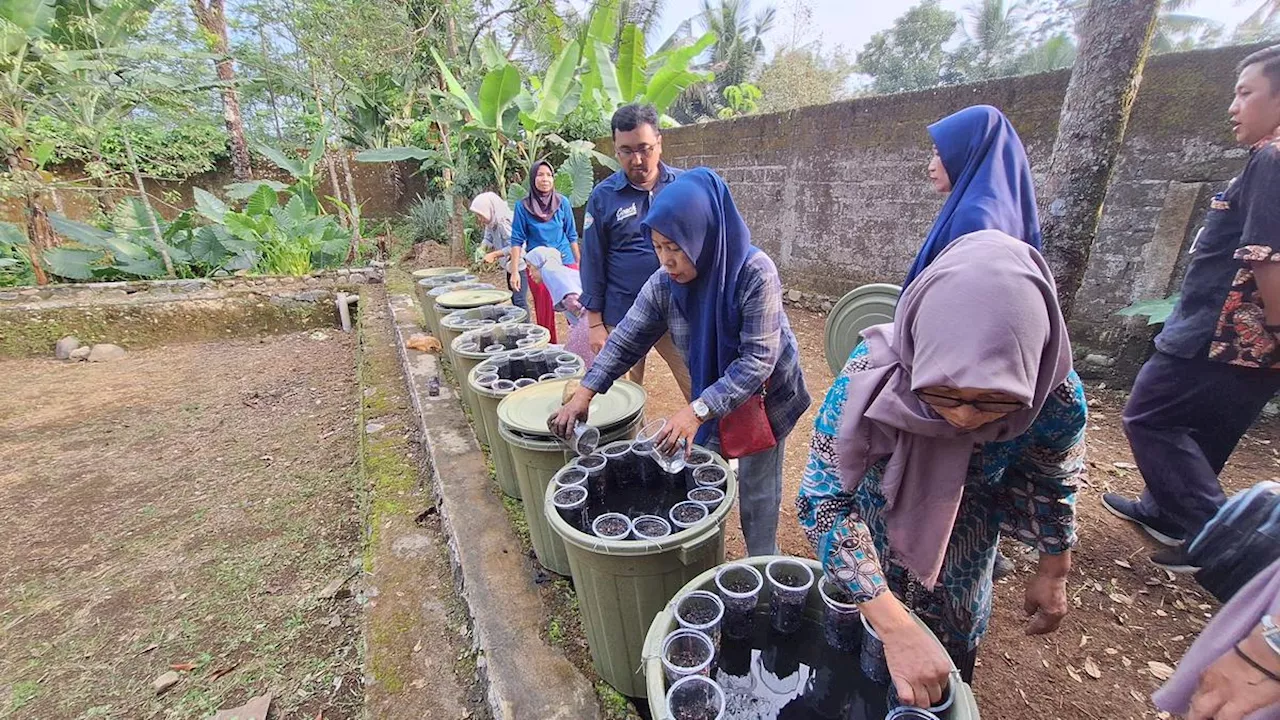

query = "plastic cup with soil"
(458, 341), (481, 353)
(514, 378), (537, 389)
(591, 512), (633, 541)
(506, 351), (528, 376)
(555, 352), (578, 367)
(660, 628), (715, 685)
(887, 677), (954, 717)
(715, 563), (763, 640)
(860, 613), (891, 685)
(555, 421), (600, 457)
(489, 356), (512, 379)
(664, 673), (725, 720)
(632, 514), (672, 541)
(573, 452), (607, 478)
(538, 373), (558, 381)
(818, 575), (861, 653)
(553, 466), (589, 490)
(670, 501), (709, 531)
(688, 487), (725, 512)
(516, 337), (538, 348)
(475, 372), (499, 389)
(766, 558), (815, 634)
(492, 379), (517, 394)
(484, 343), (505, 354)
(600, 440), (631, 463)
(553, 365), (577, 378)
(638, 419), (686, 473)
(553, 485), (588, 530)
(686, 447), (714, 468)
(693, 465), (727, 490)
(675, 590), (725, 650)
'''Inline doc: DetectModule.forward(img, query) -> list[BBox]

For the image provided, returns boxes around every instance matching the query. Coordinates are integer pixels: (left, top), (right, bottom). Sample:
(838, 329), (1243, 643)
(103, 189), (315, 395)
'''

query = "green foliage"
(44, 203), (215, 281)
(756, 47), (854, 113)
(856, 0), (961, 94)
(1116, 295), (1181, 325)
(0, 222), (36, 287)
(25, 115), (227, 179)
(717, 82), (762, 118)
(405, 196), (452, 246)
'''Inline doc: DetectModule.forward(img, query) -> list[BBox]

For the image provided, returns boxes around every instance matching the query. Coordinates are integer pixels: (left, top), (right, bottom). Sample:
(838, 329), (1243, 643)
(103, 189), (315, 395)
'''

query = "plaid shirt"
(582, 251), (810, 440)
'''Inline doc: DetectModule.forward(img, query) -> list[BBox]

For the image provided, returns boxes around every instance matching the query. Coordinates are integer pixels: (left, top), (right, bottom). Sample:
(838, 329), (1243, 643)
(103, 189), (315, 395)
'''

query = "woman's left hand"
(657, 404), (703, 457)
(1024, 553), (1070, 635)
(1189, 634), (1280, 720)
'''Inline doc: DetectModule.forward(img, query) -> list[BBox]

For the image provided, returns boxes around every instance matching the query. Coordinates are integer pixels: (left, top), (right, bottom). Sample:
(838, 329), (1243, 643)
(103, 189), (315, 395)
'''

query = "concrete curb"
(386, 292), (601, 720)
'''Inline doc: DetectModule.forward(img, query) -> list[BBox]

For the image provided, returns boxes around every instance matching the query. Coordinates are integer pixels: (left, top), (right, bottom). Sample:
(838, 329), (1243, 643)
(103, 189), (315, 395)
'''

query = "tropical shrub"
(405, 196), (453, 246)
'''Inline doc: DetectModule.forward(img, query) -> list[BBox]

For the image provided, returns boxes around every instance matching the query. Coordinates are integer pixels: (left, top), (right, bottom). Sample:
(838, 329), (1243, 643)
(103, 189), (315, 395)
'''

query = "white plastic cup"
(664, 673), (725, 720)
(765, 558), (814, 635)
(631, 514), (672, 540)
(591, 512), (632, 540)
(688, 486), (725, 511)
(660, 628), (715, 685)
(715, 563), (763, 640)
(675, 590), (725, 650)
(669, 500), (709, 530)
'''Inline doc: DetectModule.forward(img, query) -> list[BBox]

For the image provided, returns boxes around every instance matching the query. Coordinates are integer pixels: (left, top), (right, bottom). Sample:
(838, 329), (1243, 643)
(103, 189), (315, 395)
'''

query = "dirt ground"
(0, 333), (365, 719)
(636, 304), (1280, 720)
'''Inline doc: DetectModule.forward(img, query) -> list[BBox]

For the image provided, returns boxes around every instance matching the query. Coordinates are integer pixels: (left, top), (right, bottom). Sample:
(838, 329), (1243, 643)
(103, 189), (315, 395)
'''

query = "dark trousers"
(506, 269), (529, 312)
(1127, 351), (1280, 539)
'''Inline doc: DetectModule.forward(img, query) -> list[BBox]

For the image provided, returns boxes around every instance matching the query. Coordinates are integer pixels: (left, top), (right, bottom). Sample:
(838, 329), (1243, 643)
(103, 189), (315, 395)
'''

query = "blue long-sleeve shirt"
(579, 164), (682, 327)
(511, 195), (578, 265)
(582, 251), (811, 442)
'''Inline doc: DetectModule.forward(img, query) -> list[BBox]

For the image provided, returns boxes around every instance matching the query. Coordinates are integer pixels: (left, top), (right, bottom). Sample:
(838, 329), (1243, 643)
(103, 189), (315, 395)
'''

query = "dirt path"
(0, 333), (365, 719)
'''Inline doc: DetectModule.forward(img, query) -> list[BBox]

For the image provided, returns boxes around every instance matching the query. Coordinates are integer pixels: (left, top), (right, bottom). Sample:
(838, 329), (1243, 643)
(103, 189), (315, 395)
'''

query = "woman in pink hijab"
(796, 230), (1087, 706)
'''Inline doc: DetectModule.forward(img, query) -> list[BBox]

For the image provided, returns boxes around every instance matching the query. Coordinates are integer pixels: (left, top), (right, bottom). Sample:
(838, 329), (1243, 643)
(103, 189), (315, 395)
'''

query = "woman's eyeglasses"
(915, 391), (1026, 414)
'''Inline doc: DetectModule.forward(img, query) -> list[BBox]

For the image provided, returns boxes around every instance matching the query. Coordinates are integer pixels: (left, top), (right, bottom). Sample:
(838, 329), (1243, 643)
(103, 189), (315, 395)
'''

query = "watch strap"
(1263, 615), (1280, 658)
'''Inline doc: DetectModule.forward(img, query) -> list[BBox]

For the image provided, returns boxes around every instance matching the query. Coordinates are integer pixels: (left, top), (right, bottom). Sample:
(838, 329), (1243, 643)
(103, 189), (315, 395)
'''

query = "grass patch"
(7, 680), (39, 715)
(595, 681), (640, 720)
(501, 495), (532, 551)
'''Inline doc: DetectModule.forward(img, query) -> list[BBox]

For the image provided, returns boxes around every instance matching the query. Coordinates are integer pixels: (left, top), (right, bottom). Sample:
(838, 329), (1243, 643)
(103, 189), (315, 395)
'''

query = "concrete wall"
(609, 44), (1262, 376)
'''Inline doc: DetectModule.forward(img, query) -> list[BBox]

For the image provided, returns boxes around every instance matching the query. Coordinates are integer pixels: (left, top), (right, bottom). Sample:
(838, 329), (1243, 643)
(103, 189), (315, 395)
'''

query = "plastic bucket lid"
(428, 281), (492, 298)
(823, 283), (901, 375)
(412, 266), (467, 278)
(498, 378), (646, 439)
(436, 288), (512, 310)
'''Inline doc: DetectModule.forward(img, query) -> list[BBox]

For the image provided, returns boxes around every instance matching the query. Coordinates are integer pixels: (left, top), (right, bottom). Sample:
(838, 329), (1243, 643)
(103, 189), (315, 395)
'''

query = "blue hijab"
(642, 168), (756, 443)
(903, 105), (1041, 288)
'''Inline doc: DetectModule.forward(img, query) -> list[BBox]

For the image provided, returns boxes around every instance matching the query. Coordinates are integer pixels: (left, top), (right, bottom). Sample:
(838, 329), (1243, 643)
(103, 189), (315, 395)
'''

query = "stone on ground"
(88, 344), (127, 362)
(54, 336), (80, 359)
(152, 671), (179, 695)
(69, 347), (92, 361)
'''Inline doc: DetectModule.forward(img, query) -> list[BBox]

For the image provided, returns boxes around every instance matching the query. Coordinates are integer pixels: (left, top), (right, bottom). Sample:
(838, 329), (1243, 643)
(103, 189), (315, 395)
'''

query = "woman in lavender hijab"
(796, 230), (1088, 705)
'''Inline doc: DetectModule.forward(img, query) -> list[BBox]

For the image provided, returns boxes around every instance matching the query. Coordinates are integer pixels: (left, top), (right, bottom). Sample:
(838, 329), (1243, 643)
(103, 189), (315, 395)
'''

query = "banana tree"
(583, 24), (718, 121)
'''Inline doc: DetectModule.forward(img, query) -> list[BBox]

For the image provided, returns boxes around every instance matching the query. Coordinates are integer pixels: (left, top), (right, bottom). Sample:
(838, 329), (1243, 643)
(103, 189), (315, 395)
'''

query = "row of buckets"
(412, 267), (978, 718)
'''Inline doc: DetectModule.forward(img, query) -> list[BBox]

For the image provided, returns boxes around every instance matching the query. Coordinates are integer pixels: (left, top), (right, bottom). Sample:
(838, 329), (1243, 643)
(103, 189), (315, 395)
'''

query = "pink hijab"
(837, 230), (1073, 589)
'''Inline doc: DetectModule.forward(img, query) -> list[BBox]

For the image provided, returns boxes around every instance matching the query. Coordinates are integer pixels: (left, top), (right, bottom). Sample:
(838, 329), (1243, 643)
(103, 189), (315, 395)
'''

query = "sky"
(644, 0), (1260, 60)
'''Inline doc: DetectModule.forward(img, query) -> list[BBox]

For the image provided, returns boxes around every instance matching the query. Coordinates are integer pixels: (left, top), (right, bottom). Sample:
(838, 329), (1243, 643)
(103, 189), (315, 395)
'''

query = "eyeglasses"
(616, 144), (657, 160)
(915, 390), (1026, 414)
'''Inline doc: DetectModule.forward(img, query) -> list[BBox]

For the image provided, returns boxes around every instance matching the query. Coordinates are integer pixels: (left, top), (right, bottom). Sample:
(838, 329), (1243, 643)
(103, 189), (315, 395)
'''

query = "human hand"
(1189, 634), (1280, 720)
(881, 617), (954, 708)
(484, 250), (502, 264)
(589, 324), (609, 354)
(1024, 554), (1070, 635)
(656, 404), (703, 456)
(509, 271), (521, 291)
(548, 387), (592, 438)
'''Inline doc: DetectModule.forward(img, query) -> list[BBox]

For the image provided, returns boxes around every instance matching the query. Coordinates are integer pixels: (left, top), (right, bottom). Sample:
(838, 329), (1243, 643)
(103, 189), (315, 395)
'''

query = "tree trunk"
(339, 149), (363, 262)
(1038, 0), (1160, 320)
(120, 131), (176, 278)
(258, 24), (285, 144)
(24, 198), (53, 286)
(190, 0), (252, 180)
(449, 192), (467, 263)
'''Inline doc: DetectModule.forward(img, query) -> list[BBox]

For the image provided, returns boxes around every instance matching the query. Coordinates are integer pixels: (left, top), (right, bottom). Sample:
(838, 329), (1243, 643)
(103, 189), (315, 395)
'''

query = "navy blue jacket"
(579, 163), (682, 327)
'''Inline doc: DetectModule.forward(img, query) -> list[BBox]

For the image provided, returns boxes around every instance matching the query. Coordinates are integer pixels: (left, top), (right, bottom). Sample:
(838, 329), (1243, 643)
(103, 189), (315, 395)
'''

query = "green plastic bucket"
(435, 288), (512, 368)
(422, 281), (492, 336)
(452, 323), (549, 445)
(642, 556), (981, 718)
(468, 348), (585, 498)
(544, 449), (739, 698)
(414, 274), (476, 326)
(499, 378), (647, 575)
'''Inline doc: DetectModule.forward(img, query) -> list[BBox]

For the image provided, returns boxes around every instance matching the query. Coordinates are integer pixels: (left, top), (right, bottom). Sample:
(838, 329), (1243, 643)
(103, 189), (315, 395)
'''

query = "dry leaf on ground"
(1148, 661), (1175, 680)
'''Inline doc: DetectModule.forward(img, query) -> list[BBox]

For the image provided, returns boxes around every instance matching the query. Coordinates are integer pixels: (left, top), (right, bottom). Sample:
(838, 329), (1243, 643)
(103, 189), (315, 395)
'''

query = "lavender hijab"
(837, 230), (1073, 589)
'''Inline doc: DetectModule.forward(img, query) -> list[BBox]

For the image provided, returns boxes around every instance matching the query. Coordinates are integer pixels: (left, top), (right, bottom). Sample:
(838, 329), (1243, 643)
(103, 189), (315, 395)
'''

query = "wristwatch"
(1262, 615), (1280, 658)
(691, 399), (711, 422)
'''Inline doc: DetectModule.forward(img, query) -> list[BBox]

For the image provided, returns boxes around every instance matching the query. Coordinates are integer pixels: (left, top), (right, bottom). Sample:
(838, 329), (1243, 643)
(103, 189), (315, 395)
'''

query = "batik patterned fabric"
(797, 342), (1087, 655)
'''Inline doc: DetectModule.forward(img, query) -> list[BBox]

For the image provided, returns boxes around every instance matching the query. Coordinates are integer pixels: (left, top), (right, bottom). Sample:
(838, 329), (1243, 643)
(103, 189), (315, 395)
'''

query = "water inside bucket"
(574, 450), (701, 534)
(709, 615), (891, 720)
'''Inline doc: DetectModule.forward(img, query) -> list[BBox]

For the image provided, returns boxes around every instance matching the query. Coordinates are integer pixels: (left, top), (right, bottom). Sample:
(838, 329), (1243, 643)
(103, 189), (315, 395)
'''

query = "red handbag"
(718, 384), (776, 459)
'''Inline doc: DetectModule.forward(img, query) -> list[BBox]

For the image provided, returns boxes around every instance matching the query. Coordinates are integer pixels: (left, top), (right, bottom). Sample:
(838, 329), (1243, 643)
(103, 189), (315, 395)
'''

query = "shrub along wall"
(600, 44), (1263, 379)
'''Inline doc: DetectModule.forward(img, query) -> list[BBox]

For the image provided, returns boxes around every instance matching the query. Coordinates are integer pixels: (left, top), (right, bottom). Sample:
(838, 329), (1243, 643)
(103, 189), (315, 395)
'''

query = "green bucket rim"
(440, 305), (530, 332)
(435, 288), (512, 310)
(417, 273), (477, 290)
(412, 266), (468, 278)
(428, 281), (492, 297)
(452, 323), (550, 360)
(542, 448), (738, 559)
(468, 350), (584, 398)
(641, 556), (980, 719)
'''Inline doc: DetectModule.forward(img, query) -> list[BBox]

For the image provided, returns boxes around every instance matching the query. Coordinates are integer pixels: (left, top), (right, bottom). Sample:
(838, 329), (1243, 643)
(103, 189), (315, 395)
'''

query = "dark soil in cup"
(723, 607), (754, 640)
(668, 645), (710, 670)
(673, 504), (706, 524)
(680, 600), (719, 625)
(689, 488), (721, 504)
(594, 516), (629, 537)
(672, 703), (719, 720)
(722, 575), (758, 594)
(583, 452), (689, 521)
(825, 609), (861, 653)
(578, 455), (605, 470)
(634, 518), (670, 538)
(772, 568), (809, 588)
(826, 585), (856, 605)
(771, 595), (806, 634)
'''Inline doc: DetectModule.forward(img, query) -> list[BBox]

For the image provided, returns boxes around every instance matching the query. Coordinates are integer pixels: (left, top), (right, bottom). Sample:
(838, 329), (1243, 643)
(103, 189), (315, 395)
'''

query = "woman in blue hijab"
(551, 168), (811, 556)
(903, 105), (1041, 288)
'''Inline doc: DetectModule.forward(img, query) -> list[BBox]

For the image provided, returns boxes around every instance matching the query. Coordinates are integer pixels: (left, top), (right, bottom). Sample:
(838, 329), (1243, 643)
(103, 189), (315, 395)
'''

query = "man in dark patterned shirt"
(1104, 45), (1280, 572)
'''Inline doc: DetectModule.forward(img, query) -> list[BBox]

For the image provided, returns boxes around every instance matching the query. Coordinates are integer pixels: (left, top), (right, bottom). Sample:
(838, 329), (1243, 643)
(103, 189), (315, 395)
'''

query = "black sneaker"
(1150, 545), (1201, 574)
(1101, 493), (1185, 547)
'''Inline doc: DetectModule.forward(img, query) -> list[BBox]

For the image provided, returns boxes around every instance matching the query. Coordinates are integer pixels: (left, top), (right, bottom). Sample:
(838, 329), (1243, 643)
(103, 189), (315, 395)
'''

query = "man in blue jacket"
(580, 104), (692, 400)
